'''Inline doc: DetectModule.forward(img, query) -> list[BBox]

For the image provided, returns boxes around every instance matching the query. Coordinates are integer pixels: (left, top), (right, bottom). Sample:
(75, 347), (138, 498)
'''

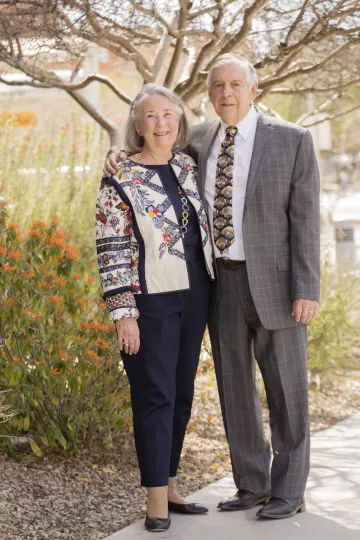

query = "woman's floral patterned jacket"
(96, 152), (215, 321)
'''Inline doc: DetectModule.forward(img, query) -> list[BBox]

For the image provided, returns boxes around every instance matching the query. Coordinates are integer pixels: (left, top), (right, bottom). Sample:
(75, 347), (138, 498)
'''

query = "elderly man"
(104, 53), (320, 520)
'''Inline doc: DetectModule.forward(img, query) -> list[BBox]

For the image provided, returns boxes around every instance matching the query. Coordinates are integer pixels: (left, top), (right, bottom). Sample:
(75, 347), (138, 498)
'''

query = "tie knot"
(225, 126), (238, 138)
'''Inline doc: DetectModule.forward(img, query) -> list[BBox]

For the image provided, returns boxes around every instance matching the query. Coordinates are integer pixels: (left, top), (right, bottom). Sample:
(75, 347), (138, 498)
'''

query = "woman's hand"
(116, 318), (140, 355)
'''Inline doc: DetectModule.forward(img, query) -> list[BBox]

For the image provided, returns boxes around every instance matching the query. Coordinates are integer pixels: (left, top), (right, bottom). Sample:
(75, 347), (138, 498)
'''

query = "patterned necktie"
(213, 126), (238, 254)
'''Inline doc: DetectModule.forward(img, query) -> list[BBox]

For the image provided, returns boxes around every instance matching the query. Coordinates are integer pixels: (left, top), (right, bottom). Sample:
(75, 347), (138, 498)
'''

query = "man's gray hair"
(207, 54), (257, 89)
(125, 83), (189, 154)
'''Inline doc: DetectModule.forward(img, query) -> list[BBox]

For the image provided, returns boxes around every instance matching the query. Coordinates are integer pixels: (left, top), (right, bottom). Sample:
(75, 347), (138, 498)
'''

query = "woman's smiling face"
(136, 95), (180, 153)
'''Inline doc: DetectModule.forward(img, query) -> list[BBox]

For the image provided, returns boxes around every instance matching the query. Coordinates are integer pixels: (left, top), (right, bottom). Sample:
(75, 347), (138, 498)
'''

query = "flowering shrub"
(0, 204), (131, 455)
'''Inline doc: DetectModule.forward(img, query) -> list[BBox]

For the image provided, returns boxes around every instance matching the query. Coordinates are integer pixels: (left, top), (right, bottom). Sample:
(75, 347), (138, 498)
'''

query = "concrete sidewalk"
(105, 414), (360, 539)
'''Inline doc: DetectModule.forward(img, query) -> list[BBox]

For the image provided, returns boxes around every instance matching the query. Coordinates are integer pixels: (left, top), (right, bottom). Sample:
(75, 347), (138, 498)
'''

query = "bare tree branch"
(302, 104), (360, 128)
(211, 0), (269, 60)
(258, 39), (360, 91)
(1, 0), (360, 136)
(297, 92), (343, 125)
(269, 77), (360, 94)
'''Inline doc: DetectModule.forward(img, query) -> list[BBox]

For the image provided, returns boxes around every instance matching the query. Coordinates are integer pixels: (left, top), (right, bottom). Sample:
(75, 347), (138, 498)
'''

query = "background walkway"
(105, 414), (360, 539)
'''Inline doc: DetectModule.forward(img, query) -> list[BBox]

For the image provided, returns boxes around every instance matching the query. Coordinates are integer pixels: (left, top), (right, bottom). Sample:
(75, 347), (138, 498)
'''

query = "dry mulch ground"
(0, 369), (359, 540)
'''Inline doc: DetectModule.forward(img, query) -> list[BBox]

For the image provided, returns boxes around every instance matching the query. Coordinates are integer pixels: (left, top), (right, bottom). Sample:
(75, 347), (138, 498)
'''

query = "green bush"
(0, 204), (131, 456)
(0, 115), (107, 266)
(307, 261), (359, 372)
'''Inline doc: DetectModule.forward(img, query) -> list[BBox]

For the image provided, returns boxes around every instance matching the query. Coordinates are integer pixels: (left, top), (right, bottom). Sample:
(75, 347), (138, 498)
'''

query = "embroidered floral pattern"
(96, 152), (214, 321)
(116, 166), (181, 260)
(109, 306), (139, 321)
(106, 291), (137, 311)
(96, 184), (140, 301)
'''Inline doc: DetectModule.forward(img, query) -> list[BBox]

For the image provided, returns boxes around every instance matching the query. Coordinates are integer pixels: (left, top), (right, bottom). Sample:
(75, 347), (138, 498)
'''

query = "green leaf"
(40, 436), (49, 447)
(30, 441), (43, 457)
(23, 416), (30, 431)
(53, 429), (67, 450)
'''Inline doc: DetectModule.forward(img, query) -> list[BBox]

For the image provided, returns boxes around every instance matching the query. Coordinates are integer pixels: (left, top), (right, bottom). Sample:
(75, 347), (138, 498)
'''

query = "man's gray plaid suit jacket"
(187, 111), (320, 330)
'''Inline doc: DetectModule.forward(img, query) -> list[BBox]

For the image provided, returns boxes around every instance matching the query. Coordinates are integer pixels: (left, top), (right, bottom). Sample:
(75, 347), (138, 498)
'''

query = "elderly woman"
(96, 84), (214, 532)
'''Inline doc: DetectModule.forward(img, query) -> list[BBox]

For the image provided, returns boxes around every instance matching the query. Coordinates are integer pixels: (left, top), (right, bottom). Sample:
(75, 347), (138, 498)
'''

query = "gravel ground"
(1, 369), (359, 540)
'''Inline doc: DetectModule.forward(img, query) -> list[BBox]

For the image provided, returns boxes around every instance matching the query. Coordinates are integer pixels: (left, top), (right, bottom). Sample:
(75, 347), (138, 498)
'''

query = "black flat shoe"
(144, 514), (171, 532)
(168, 501), (208, 514)
(256, 497), (306, 519)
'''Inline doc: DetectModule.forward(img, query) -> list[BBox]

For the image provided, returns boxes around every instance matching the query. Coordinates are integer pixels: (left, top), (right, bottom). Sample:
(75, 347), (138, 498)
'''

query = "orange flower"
(7, 223), (18, 231)
(4, 265), (16, 272)
(76, 298), (86, 307)
(72, 273), (80, 280)
(64, 244), (81, 261)
(13, 357), (21, 365)
(55, 305), (64, 314)
(8, 249), (23, 260)
(22, 268), (35, 279)
(32, 220), (48, 229)
(92, 321), (111, 332)
(0, 245), (7, 255)
(48, 271), (57, 280)
(96, 337), (110, 350)
(49, 238), (67, 249)
(34, 359), (46, 366)
(51, 230), (66, 241)
(33, 314), (44, 321)
(51, 216), (61, 226)
(87, 277), (95, 284)
(49, 295), (62, 304)
(49, 368), (60, 376)
(0, 201), (8, 207)
(29, 230), (41, 238)
(39, 282), (52, 290)
(57, 350), (69, 361)
(22, 308), (32, 317)
(81, 321), (111, 333)
(16, 231), (24, 242)
(55, 277), (67, 288)
(4, 297), (16, 307)
(85, 349), (101, 362)
(81, 321), (92, 331)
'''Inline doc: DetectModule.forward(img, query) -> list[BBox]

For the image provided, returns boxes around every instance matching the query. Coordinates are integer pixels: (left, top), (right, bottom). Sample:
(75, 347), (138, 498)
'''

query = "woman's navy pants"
(121, 258), (210, 487)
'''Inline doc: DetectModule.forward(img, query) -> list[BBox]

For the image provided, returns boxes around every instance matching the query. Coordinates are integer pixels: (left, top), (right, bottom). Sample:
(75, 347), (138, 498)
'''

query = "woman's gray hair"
(207, 54), (257, 89)
(125, 83), (189, 154)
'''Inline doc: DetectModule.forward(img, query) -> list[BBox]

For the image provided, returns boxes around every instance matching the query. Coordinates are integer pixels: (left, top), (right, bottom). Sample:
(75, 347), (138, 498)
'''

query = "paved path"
(104, 414), (360, 539)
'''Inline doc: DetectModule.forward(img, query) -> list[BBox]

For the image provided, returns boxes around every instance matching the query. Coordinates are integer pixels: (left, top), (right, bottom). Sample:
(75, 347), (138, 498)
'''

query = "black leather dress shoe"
(256, 497), (306, 519)
(144, 514), (171, 532)
(168, 501), (208, 514)
(218, 489), (271, 511)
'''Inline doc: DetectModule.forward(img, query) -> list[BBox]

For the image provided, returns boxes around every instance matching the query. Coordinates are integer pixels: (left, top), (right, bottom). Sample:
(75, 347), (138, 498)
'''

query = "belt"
(217, 258), (246, 268)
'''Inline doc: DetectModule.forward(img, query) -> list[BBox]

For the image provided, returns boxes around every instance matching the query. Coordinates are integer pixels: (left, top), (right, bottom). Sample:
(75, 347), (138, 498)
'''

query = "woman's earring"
(138, 131), (142, 136)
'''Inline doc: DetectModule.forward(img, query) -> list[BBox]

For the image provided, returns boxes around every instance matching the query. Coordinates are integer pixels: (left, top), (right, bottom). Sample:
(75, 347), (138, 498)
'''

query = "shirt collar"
(220, 104), (258, 141)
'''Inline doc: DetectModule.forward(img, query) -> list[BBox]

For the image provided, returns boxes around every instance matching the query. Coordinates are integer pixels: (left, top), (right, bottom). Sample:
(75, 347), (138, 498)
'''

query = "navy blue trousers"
(122, 258), (210, 487)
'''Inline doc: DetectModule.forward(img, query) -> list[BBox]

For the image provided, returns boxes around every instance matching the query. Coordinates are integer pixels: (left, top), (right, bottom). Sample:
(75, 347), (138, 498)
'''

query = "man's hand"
(103, 147), (128, 177)
(292, 299), (319, 324)
(115, 318), (140, 355)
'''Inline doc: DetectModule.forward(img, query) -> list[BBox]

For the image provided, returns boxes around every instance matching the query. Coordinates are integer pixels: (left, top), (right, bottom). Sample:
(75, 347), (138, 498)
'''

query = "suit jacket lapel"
(244, 112), (273, 217)
(198, 120), (221, 199)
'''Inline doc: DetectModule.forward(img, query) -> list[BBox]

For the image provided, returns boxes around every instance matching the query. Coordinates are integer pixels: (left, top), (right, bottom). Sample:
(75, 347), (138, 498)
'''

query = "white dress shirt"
(205, 105), (258, 260)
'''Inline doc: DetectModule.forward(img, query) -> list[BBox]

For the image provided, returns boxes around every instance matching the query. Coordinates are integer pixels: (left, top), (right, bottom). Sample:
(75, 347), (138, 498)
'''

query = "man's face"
(208, 64), (258, 125)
